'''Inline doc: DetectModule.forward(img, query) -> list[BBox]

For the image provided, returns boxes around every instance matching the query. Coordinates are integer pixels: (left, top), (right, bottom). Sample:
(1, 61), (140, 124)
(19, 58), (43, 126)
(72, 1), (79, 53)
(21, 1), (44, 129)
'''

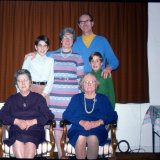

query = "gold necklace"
(84, 94), (96, 114)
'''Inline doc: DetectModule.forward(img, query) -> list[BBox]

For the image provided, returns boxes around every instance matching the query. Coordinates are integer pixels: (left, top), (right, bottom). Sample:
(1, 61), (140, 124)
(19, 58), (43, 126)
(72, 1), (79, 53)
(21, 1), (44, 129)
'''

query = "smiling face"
(61, 33), (73, 51)
(78, 14), (94, 35)
(83, 74), (97, 94)
(35, 40), (49, 56)
(90, 55), (103, 72)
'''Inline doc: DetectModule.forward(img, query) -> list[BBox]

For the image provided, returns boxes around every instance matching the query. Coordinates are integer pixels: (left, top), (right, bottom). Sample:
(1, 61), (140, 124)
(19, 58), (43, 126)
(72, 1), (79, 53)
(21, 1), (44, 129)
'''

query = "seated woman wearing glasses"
(0, 69), (54, 159)
(63, 72), (118, 159)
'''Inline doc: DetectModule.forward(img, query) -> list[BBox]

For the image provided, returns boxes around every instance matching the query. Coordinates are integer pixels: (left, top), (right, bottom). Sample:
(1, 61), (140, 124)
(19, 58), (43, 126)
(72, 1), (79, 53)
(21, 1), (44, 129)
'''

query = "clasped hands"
(79, 120), (104, 131)
(14, 118), (37, 130)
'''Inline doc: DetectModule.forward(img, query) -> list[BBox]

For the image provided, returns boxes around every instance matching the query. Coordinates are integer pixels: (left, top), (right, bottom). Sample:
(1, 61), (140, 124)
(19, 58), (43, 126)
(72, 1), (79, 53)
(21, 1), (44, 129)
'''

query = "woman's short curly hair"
(14, 69), (32, 85)
(79, 72), (99, 92)
(59, 27), (76, 42)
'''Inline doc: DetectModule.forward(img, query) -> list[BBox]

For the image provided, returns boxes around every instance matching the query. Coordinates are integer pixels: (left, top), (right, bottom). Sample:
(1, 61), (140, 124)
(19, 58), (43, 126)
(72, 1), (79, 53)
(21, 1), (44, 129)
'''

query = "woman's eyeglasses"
(83, 80), (96, 85)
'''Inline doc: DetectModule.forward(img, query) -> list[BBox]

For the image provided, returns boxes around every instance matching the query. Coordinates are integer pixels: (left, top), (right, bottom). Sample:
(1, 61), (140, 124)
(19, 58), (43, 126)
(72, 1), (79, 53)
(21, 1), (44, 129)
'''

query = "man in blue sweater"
(73, 12), (119, 78)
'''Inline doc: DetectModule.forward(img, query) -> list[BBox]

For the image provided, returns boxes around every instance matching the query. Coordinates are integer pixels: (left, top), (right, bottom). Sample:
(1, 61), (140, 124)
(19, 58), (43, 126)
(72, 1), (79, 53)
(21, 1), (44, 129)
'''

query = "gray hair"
(59, 27), (76, 42)
(79, 72), (99, 92)
(14, 69), (32, 85)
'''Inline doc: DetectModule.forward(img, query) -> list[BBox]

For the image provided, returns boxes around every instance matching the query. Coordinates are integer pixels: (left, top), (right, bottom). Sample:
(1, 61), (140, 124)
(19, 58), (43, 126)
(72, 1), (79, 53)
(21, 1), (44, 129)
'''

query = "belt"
(32, 81), (47, 85)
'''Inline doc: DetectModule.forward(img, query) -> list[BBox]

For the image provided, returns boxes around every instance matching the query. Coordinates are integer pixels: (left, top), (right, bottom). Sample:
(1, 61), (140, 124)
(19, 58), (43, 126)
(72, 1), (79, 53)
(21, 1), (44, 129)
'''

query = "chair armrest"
(46, 119), (56, 128)
(60, 119), (71, 127)
(106, 121), (117, 129)
(60, 119), (118, 158)
(60, 119), (69, 159)
(109, 121), (118, 157)
(0, 120), (56, 158)
(110, 121), (117, 127)
(47, 119), (56, 158)
(0, 122), (3, 157)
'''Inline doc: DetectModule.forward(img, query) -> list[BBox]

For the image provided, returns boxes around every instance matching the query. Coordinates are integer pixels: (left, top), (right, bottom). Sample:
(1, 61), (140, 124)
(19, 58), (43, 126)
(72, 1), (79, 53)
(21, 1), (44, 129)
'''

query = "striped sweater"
(47, 48), (84, 129)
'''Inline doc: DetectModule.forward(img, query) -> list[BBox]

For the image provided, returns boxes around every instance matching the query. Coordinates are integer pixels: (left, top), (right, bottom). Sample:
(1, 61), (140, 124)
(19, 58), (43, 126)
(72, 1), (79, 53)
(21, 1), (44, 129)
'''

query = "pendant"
(23, 103), (26, 107)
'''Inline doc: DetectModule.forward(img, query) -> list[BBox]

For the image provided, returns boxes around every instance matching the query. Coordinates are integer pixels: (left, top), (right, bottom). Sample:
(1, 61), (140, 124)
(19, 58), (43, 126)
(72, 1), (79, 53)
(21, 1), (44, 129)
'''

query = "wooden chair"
(0, 119), (56, 159)
(60, 120), (118, 159)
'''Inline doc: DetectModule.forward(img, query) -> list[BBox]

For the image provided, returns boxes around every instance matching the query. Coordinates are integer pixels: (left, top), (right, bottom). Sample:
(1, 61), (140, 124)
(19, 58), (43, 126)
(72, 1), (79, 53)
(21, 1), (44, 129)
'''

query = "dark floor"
(52, 152), (160, 160)
(115, 152), (160, 160)
(1, 152), (160, 159)
(66, 152), (160, 160)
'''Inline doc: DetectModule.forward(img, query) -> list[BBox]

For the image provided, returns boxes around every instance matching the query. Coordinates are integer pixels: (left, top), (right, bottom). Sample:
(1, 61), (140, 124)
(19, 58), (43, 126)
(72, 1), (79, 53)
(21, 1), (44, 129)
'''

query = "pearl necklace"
(60, 49), (72, 58)
(84, 94), (96, 114)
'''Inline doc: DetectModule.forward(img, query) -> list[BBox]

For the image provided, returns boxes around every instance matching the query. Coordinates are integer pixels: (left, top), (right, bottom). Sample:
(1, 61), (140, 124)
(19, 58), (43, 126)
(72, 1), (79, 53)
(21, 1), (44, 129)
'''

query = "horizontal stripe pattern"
(48, 51), (84, 129)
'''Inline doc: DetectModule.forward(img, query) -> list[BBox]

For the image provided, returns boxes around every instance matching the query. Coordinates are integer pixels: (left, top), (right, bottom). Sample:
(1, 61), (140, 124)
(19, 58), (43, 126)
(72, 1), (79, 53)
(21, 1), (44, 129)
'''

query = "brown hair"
(89, 52), (103, 63)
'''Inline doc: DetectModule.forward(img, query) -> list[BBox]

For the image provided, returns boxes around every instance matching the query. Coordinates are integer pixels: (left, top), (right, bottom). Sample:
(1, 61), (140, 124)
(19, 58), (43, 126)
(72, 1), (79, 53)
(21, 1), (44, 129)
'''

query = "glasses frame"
(83, 80), (96, 85)
(79, 19), (92, 25)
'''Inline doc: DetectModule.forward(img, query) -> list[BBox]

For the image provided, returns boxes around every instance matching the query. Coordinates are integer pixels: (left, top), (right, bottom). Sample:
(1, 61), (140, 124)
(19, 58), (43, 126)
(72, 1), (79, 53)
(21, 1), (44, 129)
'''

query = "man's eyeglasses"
(79, 19), (92, 25)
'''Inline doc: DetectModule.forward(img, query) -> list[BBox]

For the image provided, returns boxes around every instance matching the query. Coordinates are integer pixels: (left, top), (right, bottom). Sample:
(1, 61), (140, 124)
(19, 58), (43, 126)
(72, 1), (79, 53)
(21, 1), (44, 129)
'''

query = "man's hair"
(35, 35), (50, 46)
(89, 52), (103, 63)
(78, 12), (94, 24)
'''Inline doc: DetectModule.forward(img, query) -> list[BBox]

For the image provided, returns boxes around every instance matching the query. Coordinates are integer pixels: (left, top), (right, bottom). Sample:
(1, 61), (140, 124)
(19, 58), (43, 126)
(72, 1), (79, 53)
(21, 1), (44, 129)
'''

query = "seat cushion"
(2, 140), (52, 157)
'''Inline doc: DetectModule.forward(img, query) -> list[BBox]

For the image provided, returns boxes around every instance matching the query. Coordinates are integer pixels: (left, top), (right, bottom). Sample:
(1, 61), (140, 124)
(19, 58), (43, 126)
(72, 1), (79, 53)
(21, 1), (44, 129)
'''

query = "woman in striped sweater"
(47, 27), (84, 158)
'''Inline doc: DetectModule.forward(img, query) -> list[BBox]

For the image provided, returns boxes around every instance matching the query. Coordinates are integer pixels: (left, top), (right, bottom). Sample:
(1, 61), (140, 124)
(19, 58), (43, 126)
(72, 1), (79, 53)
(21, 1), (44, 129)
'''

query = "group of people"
(0, 12), (119, 159)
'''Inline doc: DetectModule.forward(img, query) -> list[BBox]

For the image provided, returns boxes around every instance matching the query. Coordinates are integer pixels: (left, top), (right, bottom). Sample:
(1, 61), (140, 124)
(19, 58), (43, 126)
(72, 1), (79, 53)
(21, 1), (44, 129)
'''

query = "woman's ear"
(16, 84), (19, 89)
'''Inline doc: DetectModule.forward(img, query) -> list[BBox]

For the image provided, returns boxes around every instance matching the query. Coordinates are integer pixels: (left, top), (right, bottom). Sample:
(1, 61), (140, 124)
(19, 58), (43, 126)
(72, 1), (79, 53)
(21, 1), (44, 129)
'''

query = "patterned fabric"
(143, 105), (160, 130)
(47, 48), (84, 129)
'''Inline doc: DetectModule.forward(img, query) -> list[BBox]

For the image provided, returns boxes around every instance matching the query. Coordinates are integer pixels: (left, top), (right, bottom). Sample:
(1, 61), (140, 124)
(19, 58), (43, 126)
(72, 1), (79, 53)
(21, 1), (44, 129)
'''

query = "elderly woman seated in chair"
(0, 69), (54, 159)
(62, 72), (118, 159)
